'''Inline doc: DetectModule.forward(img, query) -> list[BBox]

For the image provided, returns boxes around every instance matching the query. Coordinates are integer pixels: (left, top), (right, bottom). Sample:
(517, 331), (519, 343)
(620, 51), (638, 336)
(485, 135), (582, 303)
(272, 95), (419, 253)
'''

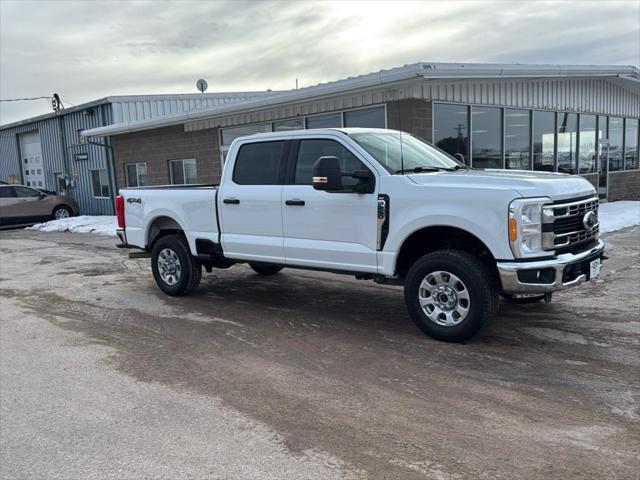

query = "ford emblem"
(583, 210), (597, 229)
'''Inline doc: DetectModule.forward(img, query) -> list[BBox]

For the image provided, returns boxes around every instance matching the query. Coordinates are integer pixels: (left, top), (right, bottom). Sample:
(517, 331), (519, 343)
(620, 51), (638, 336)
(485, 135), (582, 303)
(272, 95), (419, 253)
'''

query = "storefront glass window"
(343, 106), (385, 128)
(472, 106), (502, 169)
(557, 113), (578, 174)
(578, 115), (597, 174)
(505, 109), (530, 169)
(625, 118), (639, 170)
(433, 103), (469, 164)
(533, 111), (555, 172)
(306, 113), (341, 129)
(608, 117), (624, 172)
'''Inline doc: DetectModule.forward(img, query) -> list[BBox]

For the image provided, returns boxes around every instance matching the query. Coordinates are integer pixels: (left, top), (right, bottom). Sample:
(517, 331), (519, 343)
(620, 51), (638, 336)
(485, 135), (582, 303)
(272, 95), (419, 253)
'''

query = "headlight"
(508, 197), (550, 258)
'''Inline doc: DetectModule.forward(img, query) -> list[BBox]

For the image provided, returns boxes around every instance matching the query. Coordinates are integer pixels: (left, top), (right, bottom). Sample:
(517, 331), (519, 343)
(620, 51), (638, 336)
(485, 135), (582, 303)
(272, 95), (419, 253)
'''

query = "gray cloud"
(1, 0), (638, 124)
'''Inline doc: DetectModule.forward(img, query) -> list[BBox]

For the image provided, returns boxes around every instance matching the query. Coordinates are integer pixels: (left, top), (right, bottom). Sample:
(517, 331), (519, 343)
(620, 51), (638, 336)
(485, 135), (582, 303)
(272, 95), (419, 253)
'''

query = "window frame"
(89, 169), (110, 199)
(168, 158), (198, 185)
(124, 162), (148, 187)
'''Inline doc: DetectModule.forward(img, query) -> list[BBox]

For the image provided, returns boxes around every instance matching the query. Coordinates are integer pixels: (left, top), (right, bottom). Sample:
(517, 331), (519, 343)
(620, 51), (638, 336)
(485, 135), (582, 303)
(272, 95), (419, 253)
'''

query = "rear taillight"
(115, 195), (125, 228)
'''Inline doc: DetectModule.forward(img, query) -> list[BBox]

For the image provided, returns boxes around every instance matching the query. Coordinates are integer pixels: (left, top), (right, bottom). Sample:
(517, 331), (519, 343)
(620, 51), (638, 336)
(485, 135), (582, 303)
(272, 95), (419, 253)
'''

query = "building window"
(433, 103), (469, 164)
(169, 159), (198, 185)
(125, 162), (148, 187)
(220, 123), (271, 162)
(233, 141), (285, 185)
(578, 115), (597, 174)
(273, 118), (304, 132)
(472, 106), (502, 169)
(90, 169), (110, 198)
(608, 117), (624, 172)
(504, 109), (531, 170)
(306, 112), (342, 129)
(624, 118), (639, 170)
(343, 106), (385, 128)
(557, 113), (578, 174)
(533, 111), (556, 172)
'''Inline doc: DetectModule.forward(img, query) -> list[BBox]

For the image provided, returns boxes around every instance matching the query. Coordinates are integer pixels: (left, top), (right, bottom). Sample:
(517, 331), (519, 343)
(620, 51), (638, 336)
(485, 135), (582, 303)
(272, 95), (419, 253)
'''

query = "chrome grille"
(542, 197), (599, 252)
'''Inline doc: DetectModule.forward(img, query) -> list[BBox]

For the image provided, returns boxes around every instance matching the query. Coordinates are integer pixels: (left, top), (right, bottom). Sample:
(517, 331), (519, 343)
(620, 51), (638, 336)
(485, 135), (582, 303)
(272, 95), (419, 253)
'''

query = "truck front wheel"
(151, 234), (202, 296)
(404, 250), (498, 342)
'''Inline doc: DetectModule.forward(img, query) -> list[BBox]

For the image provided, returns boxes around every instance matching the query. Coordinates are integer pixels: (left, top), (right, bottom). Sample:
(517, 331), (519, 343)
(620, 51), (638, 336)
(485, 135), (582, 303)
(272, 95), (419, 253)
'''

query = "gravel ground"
(0, 227), (638, 479)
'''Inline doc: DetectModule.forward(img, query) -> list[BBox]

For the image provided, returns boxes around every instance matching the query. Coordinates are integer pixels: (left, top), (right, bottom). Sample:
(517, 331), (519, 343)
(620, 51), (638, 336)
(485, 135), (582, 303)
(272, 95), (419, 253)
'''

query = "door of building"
(19, 131), (45, 189)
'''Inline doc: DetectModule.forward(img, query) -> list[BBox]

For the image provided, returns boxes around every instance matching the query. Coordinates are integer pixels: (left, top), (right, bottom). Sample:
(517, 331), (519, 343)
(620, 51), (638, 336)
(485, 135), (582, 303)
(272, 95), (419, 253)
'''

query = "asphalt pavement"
(1, 227), (639, 479)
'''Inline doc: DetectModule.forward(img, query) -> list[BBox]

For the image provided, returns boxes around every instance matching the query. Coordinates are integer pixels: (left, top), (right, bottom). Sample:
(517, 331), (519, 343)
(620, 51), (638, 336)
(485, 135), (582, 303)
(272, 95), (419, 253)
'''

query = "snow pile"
(599, 201), (640, 233)
(27, 215), (117, 236)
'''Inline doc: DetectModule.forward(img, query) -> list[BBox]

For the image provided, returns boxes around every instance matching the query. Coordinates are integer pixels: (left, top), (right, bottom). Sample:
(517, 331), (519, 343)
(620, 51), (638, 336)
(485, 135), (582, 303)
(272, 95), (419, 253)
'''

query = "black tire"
(404, 250), (499, 342)
(249, 263), (283, 276)
(501, 293), (545, 304)
(52, 205), (73, 220)
(151, 234), (202, 296)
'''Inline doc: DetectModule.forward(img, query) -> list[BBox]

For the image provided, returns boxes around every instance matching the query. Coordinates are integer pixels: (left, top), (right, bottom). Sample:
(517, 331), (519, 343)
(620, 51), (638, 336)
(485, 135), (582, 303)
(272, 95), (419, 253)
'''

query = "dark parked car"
(0, 184), (79, 227)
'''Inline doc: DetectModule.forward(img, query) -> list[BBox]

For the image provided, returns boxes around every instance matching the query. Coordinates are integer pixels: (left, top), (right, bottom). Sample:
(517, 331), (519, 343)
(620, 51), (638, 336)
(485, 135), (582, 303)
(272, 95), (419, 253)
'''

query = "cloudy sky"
(1, 0), (638, 124)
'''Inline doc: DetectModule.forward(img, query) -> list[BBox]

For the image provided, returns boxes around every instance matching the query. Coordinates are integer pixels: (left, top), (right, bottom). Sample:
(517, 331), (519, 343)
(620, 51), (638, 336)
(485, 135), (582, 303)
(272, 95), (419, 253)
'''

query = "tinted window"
(233, 141), (285, 185)
(533, 111), (556, 171)
(472, 107), (502, 169)
(0, 187), (14, 198)
(306, 113), (341, 129)
(608, 117), (624, 172)
(625, 118), (638, 170)
(505, 109), (531, 169)
(557, 113), (578, 174)
(294, 139), (366, 187)
(13, 186), (40, 197)
(578, 115), (597, 174)
(343, 107), (385, 128)
(433, 104), (469, 164)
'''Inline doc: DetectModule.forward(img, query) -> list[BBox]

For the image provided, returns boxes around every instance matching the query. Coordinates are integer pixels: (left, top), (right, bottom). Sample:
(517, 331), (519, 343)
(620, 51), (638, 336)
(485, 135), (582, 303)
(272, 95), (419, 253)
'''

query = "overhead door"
(19, 131), (45, 188)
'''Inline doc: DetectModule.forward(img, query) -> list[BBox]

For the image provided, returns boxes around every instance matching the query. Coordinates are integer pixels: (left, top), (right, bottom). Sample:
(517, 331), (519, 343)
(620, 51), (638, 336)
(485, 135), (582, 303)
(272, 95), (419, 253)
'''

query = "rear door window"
(233, 141), (285, 185)
(0, 187), (15, 198)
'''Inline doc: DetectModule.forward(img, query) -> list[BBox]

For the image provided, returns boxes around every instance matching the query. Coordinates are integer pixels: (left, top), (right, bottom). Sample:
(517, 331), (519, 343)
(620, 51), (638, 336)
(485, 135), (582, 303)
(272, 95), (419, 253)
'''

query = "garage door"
(20, 131), (45, 188)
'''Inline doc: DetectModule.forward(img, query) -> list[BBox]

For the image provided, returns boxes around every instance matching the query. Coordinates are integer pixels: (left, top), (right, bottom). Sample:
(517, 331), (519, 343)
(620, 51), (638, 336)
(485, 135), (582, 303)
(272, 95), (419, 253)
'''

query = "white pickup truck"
(116, 128), (604, 342)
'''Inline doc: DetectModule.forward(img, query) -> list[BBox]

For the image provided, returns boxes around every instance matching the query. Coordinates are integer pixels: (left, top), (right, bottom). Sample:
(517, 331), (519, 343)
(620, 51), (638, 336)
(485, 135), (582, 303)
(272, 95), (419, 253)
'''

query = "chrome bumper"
(116, 228), (127, 247)
(497, 240), (605, 294)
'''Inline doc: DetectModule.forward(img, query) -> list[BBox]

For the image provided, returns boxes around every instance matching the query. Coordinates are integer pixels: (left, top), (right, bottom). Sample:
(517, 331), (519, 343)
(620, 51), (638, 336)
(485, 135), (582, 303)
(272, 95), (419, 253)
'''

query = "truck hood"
(407, 169), (596, 201)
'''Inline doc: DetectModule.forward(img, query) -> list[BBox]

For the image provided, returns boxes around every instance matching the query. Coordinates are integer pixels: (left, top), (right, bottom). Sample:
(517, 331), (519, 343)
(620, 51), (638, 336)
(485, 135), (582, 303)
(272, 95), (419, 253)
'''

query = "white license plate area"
(589, 258), (601, 279)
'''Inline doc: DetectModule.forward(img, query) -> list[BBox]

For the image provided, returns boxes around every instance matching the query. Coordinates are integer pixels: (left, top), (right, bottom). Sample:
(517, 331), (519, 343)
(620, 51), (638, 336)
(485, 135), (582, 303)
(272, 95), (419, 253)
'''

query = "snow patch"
(599, 201), (640, 233)
(27, 215), (117, 236)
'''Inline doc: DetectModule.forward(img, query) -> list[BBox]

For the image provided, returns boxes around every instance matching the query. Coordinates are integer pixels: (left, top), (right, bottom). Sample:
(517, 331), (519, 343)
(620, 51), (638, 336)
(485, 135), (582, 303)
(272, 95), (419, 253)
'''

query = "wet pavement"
(1, 227), (639, 479)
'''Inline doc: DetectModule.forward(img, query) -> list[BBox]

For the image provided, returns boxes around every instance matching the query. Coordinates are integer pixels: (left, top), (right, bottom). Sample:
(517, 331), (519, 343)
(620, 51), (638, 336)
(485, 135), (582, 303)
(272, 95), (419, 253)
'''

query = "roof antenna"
(397, 104), (404, 173)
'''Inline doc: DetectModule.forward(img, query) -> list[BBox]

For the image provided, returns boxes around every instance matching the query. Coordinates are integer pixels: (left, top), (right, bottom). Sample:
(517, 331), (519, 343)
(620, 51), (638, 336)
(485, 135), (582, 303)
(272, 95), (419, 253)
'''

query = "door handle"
(285, 199), (305, 206)
(223, 198), (240, 205)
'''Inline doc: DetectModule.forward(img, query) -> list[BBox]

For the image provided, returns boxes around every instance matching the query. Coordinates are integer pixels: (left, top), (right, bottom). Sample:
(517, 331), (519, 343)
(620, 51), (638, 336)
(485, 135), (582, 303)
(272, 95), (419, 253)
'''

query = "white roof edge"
(83, 62), (640, 138)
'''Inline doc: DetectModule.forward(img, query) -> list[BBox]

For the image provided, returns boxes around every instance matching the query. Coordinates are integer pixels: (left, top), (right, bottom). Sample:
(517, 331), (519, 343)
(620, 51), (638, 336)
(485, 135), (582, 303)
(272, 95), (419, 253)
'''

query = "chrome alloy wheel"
(418, 270), (470, 326)
(157, 248), (182, 285)
(54, 208), (70, 219)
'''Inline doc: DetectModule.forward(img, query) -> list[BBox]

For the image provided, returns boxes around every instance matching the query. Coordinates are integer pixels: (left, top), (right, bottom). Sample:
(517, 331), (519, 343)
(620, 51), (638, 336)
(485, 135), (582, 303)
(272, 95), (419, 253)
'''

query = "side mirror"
(312, 156), (343, 191)
(351, 170), (375, 194)
(38, 192), (46, 199)
(454, 153), (465, 163)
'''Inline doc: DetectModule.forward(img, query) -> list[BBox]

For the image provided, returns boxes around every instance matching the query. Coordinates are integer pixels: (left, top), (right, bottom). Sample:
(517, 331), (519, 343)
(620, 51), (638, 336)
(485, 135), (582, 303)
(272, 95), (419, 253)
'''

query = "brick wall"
(608, 170), (640, 201)
(111, 125), (220, 189)
(386, 99), (432, 141)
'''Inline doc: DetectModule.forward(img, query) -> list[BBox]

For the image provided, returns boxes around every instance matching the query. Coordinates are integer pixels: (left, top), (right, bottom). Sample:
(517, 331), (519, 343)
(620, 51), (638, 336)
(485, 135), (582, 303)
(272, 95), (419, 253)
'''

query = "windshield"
(350, 132), (463, 173)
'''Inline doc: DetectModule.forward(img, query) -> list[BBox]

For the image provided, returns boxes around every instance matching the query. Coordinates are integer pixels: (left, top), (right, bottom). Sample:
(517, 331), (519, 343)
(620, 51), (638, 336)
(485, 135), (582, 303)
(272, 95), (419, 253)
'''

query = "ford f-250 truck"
(115, 128), (604, 342)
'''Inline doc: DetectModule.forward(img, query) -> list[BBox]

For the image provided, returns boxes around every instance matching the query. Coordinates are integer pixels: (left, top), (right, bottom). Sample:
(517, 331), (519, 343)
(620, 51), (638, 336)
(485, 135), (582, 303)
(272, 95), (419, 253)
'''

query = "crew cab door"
(218, 140), (287, 263)
(281, 136), (378, 273)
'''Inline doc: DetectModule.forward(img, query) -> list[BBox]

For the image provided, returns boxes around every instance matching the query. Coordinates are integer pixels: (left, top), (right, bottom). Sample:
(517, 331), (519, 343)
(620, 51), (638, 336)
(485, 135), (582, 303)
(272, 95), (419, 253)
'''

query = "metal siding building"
(0, 92), (275, 214)
(83, 62), (640, 201)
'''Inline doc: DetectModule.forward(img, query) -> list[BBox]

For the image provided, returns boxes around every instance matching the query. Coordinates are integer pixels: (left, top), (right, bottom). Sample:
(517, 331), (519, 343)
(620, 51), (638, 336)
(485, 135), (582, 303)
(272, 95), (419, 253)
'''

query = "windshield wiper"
(394, 166), (456, 174)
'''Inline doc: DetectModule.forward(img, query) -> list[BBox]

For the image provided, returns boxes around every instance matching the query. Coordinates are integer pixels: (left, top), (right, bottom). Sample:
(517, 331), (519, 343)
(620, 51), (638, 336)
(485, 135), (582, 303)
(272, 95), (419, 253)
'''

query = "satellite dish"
(196, 79), (208, 93)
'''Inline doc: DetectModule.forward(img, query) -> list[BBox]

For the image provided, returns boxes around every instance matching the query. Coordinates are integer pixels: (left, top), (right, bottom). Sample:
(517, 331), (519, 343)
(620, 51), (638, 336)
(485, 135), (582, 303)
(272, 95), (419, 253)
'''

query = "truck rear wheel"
(249, 263), (283, 276)
(404, 250), (498, 342)
(151, 234), (202, 296)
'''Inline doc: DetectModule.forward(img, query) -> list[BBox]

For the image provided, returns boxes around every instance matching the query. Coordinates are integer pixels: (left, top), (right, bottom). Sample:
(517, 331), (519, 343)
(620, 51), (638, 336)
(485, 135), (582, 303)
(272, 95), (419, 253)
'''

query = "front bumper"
(497, 240), (605, 294)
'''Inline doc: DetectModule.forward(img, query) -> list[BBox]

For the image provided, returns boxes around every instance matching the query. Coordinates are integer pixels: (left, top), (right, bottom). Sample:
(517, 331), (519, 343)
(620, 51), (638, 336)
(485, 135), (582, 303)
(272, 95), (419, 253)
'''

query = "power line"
(0, 96), (51, 102)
